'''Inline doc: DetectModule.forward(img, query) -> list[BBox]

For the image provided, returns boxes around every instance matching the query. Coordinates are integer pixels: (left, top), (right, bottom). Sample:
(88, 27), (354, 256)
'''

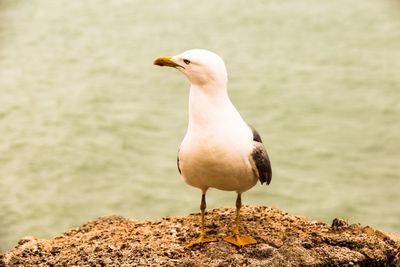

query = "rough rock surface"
(1, 206), (400, 266)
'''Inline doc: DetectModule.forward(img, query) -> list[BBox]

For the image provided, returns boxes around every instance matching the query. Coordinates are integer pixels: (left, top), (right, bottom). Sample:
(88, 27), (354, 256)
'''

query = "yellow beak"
(153, 56), (180, 68)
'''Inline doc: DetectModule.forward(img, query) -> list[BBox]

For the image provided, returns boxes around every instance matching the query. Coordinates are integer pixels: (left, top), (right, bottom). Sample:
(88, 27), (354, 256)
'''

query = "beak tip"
(153, 56), (178, 68)
(153, 58), (165, 66)
(153, 60), (161, 66)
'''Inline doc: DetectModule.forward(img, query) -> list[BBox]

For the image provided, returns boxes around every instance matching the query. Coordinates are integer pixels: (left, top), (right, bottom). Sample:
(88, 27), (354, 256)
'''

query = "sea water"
(1, 0), (399, 251)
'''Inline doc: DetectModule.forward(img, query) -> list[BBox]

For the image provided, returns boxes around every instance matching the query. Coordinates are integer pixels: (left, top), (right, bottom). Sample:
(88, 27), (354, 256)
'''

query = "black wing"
(177, 149), (181, 174)
(249, 125), (272, 185)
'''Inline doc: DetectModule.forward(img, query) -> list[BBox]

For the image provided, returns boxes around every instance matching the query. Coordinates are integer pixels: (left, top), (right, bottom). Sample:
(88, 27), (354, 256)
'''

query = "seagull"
(154, 49), (272, 247)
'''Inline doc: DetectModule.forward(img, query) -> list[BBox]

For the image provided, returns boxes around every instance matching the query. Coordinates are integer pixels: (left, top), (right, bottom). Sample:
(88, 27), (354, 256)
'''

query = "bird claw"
(224, 234), (257, 247)
(185, 234), (217, 248)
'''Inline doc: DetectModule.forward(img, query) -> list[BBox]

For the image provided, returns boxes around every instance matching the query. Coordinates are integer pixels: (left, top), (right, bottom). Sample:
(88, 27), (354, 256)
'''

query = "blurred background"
(1, 0), (399, 251)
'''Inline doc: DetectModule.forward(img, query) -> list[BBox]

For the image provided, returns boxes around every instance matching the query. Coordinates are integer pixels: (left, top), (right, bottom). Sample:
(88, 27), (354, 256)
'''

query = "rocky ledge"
(1, 206), (400, 266)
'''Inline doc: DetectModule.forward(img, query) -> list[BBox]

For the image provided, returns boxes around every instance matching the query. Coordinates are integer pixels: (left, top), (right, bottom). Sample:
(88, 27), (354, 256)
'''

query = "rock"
(1, 206), (399, 266)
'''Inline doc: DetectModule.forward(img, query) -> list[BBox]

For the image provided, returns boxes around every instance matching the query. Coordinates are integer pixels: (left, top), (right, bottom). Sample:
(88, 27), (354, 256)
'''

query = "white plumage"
(154, 49), (272, 247)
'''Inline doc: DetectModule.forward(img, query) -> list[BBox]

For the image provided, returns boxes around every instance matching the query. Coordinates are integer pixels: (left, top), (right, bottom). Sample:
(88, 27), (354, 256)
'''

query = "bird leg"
(224, 193), (257, 246)
(185, 193), (217, 248)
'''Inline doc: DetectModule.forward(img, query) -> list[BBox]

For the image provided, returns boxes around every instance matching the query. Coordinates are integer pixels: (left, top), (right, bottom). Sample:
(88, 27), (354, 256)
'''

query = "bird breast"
(179, 123), (257, 192)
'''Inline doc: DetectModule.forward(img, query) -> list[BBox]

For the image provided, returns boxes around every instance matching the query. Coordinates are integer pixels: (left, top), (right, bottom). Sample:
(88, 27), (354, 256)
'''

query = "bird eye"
(183, 59), (191, 65)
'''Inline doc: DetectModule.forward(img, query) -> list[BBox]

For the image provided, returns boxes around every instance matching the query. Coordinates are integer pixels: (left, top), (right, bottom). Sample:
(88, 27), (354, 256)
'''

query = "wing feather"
(249, 125), (272, 185)
(177, 149), (182, 174)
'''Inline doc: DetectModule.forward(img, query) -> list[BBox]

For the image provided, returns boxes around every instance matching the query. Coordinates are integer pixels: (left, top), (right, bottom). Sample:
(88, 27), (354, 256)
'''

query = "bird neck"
(187, 84), (239, 131)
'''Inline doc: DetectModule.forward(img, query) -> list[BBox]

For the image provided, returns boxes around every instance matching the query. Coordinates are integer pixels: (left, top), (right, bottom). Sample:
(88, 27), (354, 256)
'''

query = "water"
(1, 0), (399, 251)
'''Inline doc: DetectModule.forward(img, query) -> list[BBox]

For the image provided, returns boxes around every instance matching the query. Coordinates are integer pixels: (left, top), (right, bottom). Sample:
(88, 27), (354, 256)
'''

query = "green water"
(1, 0), (400, 251)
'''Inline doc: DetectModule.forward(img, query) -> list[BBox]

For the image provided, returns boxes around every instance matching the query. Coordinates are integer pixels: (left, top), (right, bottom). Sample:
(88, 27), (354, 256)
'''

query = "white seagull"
(154, 49), (272, 247)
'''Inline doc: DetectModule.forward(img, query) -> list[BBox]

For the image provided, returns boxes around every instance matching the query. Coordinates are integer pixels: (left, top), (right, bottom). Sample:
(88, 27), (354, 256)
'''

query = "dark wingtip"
(266, 170), (272, 185)
(260, 172), (272, 185)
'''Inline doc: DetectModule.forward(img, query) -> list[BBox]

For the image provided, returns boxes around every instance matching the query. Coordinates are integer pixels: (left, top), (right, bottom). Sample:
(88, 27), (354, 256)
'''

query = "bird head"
(154, 49), (228, 89)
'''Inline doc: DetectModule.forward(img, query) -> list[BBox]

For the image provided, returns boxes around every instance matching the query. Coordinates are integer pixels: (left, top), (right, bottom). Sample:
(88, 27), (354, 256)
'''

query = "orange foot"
(185, 234), (217, 248)
(224, 234), (257, 247)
